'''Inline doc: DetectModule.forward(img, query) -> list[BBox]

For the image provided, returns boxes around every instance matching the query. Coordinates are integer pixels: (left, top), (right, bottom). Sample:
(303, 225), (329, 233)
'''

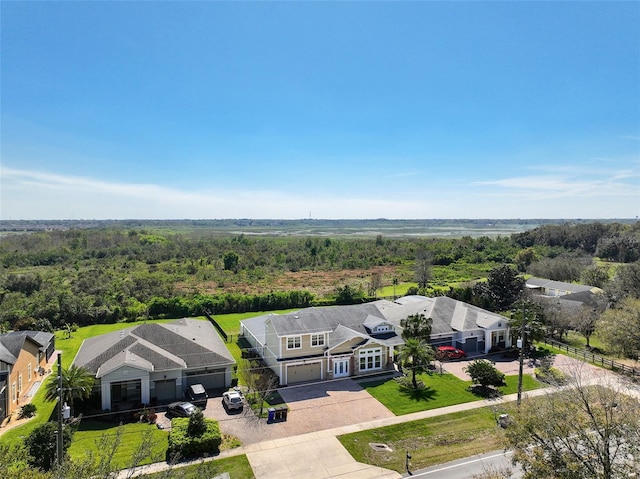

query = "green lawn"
(378, 282), (418, 297)
(561, 330), (607, 353)
(360, 372), (540, 415)
(338, 407), (504, 473)
(139, 454), (254, 479)
(68, 421), (169, 468)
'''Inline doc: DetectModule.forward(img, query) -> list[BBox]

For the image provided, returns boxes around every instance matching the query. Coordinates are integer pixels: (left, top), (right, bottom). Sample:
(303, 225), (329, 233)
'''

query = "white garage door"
(287, 363), (321, 384)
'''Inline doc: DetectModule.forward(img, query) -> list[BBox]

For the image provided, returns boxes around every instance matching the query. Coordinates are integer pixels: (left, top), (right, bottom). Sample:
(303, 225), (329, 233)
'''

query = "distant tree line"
(0, 221), (638, 332)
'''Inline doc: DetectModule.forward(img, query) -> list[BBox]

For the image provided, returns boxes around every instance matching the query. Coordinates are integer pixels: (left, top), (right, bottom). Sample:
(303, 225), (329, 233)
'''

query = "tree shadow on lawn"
(395, 377), (439, 402)
(468, 384), (502, 399)
(398, 385), (438, 402)
(75, 420), (123, 432)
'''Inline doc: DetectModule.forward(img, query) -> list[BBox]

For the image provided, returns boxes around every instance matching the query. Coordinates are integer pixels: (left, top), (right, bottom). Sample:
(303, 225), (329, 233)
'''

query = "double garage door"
(287, 362), (321, 385)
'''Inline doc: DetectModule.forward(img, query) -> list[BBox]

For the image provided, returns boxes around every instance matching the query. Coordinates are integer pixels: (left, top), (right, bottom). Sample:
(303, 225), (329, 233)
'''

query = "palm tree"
(397, 338), (435, 389)
(44, 364), (95, 415)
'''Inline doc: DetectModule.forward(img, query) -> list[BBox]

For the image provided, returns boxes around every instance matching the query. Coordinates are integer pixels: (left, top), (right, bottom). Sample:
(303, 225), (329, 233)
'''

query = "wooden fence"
(541, 337), (639, 379)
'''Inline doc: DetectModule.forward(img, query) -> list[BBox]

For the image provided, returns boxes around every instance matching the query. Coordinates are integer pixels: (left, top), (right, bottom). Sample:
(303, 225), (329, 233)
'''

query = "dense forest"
(1, 221), (639, 335)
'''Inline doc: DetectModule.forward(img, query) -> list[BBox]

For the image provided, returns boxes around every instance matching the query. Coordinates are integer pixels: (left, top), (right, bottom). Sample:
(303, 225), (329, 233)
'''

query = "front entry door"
(334, 359), (349, 378)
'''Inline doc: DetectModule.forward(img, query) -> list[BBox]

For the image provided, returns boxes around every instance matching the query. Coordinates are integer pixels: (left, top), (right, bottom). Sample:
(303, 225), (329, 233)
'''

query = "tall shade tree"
(44, 364), (95, 415)
(397, 338), (434, 389)
(509, 299), (546, 348)
(474, 264), (525, 312)
(596, 297), (640, 360)
(605, 262), (640, 305)
(400, 313), (432, 341)
(414, 248), (432, 289)
(503, 370), (640, 479)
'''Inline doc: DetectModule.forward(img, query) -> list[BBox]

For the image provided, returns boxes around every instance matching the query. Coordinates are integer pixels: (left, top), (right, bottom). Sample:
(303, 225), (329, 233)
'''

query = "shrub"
(19, 403), (37, 419)
(25, 421), (73, 471)
(167, 417), (221, 461)
(464, 359), (506, 388)
(535, 366), (566, 385)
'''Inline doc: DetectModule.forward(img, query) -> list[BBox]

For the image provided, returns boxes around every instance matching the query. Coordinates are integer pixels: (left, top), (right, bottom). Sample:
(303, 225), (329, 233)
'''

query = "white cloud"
(1, 167), (638, 220)
(0, 167), (430, 219)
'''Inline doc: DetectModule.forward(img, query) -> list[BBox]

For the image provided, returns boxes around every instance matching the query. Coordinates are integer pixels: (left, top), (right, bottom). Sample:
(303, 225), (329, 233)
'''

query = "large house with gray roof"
(240, 295), (511, 386)
(73, 318), (235, 411)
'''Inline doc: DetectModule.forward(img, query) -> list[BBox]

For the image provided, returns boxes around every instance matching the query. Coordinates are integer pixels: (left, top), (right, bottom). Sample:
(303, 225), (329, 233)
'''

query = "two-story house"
(0, 330), (55, 423)
(240, 295), (511, 386)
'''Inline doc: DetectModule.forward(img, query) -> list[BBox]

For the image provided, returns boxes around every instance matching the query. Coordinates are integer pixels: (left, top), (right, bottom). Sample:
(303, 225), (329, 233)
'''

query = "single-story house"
(525, 277), (601, 297)
(0, 330), (54, 422)
(72, 318), (235, 411)
(525, 277), (604, 312)
(240, 295), (511, 386)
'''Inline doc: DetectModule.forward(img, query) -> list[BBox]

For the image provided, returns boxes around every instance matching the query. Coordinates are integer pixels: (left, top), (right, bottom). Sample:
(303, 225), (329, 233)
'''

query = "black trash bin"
(281, 407), (288, 421)
(267, 408), (275, 423)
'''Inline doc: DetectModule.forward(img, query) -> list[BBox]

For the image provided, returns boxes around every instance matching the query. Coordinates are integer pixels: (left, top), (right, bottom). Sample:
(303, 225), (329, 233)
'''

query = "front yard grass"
(68, 421), (169, 468)
(338, 406), (503, 473)
(360, 372), (540, 415)
(68, 420), (242, 470)
(139, 454), (254, 479)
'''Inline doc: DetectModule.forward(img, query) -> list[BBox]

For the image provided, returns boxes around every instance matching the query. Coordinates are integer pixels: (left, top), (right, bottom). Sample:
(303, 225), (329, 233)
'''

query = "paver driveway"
(198, 378), (395, 446)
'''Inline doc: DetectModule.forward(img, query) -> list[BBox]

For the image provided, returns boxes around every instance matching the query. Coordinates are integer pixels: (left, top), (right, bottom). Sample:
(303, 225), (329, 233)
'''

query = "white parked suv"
(222, 390), (244, 411)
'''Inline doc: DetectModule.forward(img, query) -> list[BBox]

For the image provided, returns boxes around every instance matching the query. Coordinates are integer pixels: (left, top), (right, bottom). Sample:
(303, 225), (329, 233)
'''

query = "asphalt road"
(403, 450), (523, 479)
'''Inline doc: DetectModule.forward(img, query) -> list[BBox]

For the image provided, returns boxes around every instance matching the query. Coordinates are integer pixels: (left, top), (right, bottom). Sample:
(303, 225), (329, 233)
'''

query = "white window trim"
(11, 382), (17, 402)
(18, 374), (23, 394)
(359, 348), (383, 372)
(286, 336), (302, 350)
(310, 333), (325, 347)
(28, 363), (32, 382)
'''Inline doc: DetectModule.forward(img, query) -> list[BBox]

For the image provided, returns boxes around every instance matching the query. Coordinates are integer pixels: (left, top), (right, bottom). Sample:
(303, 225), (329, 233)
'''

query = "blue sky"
(1, 1), (638, 220)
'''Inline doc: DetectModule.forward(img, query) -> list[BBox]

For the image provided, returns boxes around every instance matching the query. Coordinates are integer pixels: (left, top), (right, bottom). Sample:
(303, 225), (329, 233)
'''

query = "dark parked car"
(436, 345), (467, 359)
(186, 383), (208, 408)
(166, 401), (198, 417)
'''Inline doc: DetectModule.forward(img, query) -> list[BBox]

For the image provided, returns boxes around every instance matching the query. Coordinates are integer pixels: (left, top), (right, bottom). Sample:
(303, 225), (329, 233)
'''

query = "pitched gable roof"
(0, 332), (43, 365)
(73, 319), (234, 377)
(327, 324), (368, 350)
(268, 303), (386, 337)
(97, 350), (154, 378)
(0, 341), (17, 365)
(241, 295), (510, 353)
(525, 277), (597, 294)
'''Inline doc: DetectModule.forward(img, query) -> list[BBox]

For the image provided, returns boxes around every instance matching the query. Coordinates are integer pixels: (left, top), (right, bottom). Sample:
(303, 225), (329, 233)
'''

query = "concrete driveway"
(440, 355), (537, 380)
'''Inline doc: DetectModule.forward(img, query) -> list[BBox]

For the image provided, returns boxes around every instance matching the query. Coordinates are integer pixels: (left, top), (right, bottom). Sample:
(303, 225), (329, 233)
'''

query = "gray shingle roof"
(73, 319), (234, 376)
(241, 295), (510, 351)
(0, 341), (17, 365)
(0, 333), (43, 365)
(525, 277), (595, 294)
(271, 303), (385, 337)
